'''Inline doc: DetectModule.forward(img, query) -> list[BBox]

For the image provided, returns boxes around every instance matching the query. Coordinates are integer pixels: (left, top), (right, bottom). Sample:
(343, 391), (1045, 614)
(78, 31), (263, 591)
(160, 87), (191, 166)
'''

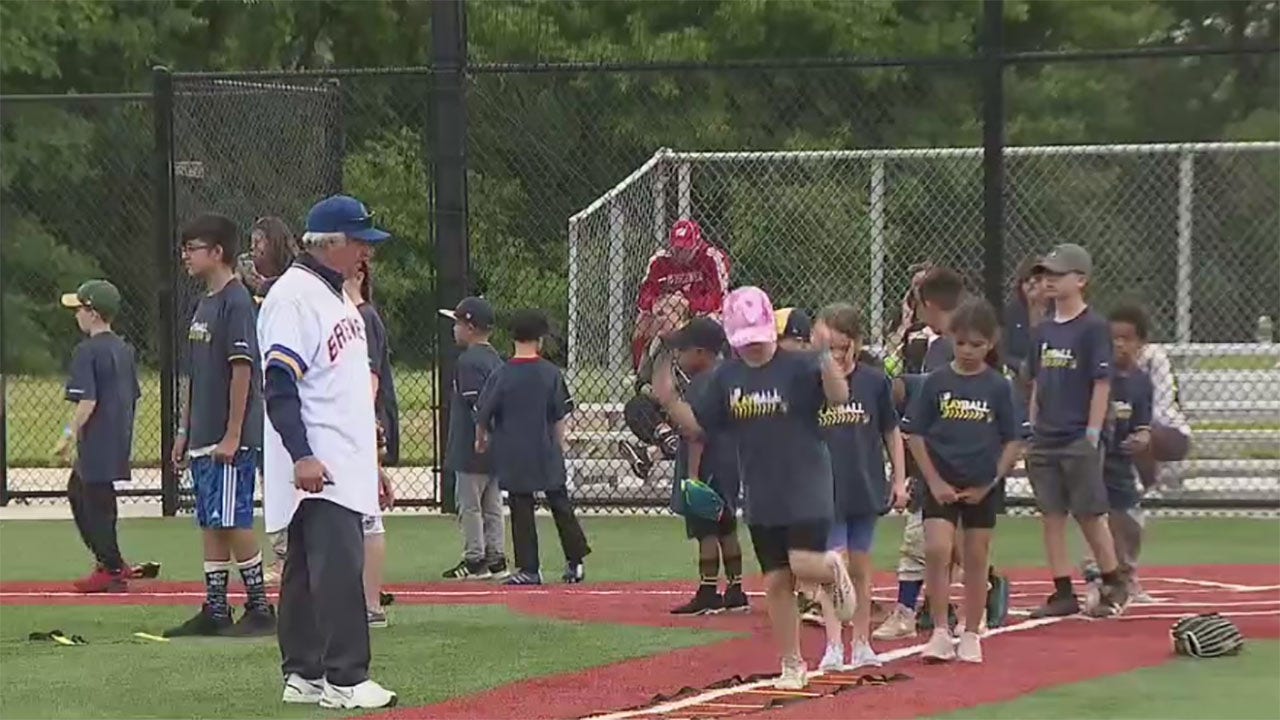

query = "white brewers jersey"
(259, 263), (379, 533)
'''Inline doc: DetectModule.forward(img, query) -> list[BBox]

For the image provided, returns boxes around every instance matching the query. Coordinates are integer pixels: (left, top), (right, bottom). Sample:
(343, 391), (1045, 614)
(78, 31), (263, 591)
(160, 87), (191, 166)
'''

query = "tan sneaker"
(921, 628), (956, 663)
(872, 604), (917, 641)
(957, 631), (983, 663)
(773, 657), (808, 690)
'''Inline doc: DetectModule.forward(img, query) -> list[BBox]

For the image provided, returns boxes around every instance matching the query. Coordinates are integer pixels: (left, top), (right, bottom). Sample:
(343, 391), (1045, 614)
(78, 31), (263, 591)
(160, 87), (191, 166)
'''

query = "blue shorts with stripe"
(192, 450), (256, 530)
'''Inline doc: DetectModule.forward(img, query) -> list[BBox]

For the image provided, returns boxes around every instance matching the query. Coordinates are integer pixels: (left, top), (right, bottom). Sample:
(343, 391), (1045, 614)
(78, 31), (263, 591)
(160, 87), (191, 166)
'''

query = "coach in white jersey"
(259, 194), (396, 710)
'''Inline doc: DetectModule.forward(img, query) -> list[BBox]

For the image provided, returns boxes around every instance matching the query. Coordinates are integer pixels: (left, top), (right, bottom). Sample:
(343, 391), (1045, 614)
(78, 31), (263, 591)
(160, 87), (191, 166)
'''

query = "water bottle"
(1257, 315), (1274, 344)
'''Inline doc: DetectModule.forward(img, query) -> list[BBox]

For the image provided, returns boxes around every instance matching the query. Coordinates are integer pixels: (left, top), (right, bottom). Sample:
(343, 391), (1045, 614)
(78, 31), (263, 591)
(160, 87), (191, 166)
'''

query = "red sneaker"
(73, 567), (128, 594)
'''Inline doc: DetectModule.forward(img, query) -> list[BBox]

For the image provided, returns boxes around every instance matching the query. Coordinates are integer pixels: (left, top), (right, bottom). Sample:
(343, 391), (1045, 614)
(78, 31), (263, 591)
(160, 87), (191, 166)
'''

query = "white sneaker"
(281, 674), (324, 704)
(825, 554), (857, 623)
(872, 605), (917, 641)
(773, 658), (809, 690)
(819, 643), (845, 671)
(957, 631), (983, 663)
(921, 628), (956, 663)
(318, 679), (398, 709)
(849, 639), (883, 669)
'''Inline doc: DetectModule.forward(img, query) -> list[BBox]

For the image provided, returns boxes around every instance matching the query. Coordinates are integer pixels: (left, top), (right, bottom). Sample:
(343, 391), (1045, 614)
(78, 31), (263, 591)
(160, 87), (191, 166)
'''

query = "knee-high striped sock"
(238, 553), (269, 611)
(204, 561), (232, 618)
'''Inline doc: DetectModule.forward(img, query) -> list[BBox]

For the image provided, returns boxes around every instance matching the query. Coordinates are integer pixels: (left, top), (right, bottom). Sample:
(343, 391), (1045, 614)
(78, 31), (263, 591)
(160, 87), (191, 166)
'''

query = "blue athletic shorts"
(828, 514), (878, 553)
(192, 450), (256, 530)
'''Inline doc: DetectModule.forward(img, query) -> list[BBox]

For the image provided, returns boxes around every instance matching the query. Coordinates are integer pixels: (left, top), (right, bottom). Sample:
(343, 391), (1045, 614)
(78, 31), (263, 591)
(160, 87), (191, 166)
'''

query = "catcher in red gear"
(632, 219), (730, 368)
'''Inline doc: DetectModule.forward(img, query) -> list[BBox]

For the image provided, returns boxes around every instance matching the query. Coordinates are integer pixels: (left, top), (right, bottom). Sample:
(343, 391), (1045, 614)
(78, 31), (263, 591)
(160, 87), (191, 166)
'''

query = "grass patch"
(5, 371), (438, 467)
(933, 641), (1280, 719)
(3, 515), (1277, 585)
(0, 604), (730, 719)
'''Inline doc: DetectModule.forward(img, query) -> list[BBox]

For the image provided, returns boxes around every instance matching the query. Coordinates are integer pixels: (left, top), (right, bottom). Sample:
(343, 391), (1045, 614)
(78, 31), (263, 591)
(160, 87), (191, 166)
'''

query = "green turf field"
(1, 515), (1277, 719)
(933, 641), (1280, 720)
(0, 605), (730, 719)
(3, 515), (1279, 583)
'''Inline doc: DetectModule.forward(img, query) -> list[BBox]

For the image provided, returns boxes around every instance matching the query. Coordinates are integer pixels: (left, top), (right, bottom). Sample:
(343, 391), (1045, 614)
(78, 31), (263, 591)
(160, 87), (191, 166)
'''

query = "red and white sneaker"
(73, 567), (128, 594)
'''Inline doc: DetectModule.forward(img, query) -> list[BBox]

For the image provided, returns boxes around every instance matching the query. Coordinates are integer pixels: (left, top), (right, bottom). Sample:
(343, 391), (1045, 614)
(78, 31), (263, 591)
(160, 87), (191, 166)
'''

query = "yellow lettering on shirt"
(729, 387), (787, 420)
(937, 391), (994, 423)
(819, 401), (868, 428)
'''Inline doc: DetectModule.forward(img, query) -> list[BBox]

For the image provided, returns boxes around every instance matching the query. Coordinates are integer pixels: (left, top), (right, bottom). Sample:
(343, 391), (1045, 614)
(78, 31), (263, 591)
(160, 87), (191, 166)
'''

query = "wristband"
(1086, 428), (1101, 443)
(176, 427), (188, 437)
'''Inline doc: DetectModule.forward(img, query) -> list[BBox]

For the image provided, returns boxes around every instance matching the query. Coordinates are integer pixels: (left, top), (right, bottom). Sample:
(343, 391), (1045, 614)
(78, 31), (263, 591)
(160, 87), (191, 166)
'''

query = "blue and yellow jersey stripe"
(265, 344), (307, 380)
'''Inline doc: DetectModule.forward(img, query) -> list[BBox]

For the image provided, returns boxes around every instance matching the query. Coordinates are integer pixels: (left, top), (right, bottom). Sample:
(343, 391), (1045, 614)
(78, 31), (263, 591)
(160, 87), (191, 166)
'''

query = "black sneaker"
(441, 560), (490, 580)
(670, 586), (723, 615)
(1030, 591), (1081, 619)
(165, 604), (233, 637)
(722, 584), (750, 613)
(379, 591), (396, 607)
(128, 561), (162, 580)
(502, 569), (543, 586)
(222, 605), (277, 637)
(562, 562), (586, 584)
(617, 441), (654, 479)
(487, 559), (510, 580)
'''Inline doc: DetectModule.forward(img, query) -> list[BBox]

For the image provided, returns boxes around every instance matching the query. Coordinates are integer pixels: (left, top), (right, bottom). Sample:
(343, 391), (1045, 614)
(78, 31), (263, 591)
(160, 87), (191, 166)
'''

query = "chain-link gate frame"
(567, 143), (1280, 512)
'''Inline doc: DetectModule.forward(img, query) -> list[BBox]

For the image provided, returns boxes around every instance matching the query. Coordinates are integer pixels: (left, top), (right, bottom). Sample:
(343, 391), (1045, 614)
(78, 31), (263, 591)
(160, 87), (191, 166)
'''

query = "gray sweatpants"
(457, 472), (506, 565)
(278, 499), (370, 687)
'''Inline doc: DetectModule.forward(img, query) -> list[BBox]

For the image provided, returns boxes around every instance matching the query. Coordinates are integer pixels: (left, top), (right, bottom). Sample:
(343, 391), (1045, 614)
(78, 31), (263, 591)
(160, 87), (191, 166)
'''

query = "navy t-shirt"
(445, 344), (503, 474)
(186, 280), (263, 450)
(1103, 368), (1154, 509)
(820, 364), (897, 517)
(65, 332), (140, 483)
(901, 365), (1027, 488)
(674, 366), (740, 510)
(1029, 309), (1113, 447)
(692, 349), (833, 527)
(475, 357), (573, 493)
(360, 302), (400, 464)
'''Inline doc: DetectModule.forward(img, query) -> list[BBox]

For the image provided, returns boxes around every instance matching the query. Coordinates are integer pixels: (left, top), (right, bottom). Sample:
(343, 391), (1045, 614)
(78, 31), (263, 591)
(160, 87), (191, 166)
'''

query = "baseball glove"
(1170, 613), (1244, 658)
(677, 478), (725, 521)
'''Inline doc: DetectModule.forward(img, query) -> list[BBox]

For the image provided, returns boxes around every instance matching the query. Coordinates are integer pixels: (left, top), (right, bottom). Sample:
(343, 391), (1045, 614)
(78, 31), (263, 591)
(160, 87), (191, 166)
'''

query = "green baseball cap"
(1034, 243), (1093, 276)
(61, 280), (122, 318)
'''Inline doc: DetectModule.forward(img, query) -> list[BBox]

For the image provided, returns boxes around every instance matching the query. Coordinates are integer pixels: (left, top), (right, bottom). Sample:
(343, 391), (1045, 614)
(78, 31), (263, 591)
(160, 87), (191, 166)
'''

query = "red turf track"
(3, 565), (1277, 719)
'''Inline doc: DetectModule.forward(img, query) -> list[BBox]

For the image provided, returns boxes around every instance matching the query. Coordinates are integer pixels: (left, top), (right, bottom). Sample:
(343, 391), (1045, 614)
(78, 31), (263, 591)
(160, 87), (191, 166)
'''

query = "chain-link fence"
(1, 94), (161, 504)
(166, 72), (442, 508)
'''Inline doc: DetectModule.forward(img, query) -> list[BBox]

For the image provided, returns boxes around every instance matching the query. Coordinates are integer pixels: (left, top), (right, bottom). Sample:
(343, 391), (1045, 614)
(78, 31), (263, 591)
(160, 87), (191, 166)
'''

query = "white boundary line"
(1153, 577), (1278, 592)
(582, 617), (1068, 720)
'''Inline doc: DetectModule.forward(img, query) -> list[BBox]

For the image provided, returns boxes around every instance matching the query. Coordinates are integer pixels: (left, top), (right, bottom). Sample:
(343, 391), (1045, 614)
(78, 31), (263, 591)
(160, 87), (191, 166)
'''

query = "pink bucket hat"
(722, 286), (777, 348)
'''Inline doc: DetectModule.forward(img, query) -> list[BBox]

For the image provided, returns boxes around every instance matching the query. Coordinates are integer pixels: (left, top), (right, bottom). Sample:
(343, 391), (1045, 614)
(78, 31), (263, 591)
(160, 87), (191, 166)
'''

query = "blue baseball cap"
(305, 195), (391, 243)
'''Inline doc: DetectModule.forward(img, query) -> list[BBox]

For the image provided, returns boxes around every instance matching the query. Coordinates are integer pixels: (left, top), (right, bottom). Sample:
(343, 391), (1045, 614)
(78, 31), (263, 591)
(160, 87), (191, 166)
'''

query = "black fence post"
(324, 79), (345, 195)
(981, 0), (1007, 311)
(152, 66), (179, 517)
(431, 0), (469, 514)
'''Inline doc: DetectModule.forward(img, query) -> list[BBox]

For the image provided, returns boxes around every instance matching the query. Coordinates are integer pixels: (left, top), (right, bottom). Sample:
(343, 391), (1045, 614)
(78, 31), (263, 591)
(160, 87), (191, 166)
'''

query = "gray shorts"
(1027, 437), (1108, 518)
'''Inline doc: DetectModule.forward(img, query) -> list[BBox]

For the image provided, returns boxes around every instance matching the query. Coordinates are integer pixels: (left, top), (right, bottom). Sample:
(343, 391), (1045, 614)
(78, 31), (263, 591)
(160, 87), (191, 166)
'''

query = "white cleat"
(318, 679), (398, 710)
(957, 631), (983, 664)
(849, 639), (883, 669)
(922, 628), (956, 663)
(281, 674), (324, 704)
(819, 643), (846, 671)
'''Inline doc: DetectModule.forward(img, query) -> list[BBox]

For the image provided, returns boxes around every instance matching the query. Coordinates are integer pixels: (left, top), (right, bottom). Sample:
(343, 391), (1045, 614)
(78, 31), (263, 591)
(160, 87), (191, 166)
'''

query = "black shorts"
(686, 512), (738, 540)
(748, 521), (830, 573)
(921, 484), (999, 530)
